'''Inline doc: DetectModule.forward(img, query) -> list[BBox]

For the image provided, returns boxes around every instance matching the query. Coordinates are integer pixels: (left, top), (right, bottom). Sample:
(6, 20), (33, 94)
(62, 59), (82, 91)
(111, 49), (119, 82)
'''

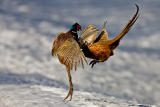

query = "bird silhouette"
(51, 23), (87, 101)
(79, 4), (139, 68)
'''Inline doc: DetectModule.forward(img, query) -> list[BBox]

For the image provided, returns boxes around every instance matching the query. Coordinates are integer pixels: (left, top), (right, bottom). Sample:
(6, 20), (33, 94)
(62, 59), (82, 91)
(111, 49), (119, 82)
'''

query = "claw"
(89, 60), (99, 68)
(64, 85), (73, 101)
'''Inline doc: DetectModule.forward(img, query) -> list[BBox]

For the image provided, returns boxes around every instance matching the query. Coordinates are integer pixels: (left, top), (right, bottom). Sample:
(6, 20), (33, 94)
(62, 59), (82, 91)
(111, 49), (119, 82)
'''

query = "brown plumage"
(80, 4), (139, 68)
(52, 23), (87, 101)
(51, 4), (139, 101)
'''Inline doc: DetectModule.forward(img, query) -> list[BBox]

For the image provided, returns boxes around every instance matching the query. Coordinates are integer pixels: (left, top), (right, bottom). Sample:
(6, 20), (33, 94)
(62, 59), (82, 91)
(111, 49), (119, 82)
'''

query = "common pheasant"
(51, 23), (87, 101)
(51, 4), (139, 101)
(80, 4), (139, 68)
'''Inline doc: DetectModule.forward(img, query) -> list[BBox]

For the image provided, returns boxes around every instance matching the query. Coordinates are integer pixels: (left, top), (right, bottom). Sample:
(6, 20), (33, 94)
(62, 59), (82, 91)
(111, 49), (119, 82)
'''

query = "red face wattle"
(77, 25), (81, 31)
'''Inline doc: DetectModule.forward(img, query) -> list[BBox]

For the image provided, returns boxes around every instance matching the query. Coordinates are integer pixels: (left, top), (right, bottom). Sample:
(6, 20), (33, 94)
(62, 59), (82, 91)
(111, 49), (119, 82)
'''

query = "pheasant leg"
(64, 67), (73, 101)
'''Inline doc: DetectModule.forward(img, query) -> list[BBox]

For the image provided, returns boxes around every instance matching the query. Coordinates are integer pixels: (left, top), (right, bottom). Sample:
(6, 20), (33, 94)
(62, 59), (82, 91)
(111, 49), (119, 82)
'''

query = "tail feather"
(107, 4), (139, 50)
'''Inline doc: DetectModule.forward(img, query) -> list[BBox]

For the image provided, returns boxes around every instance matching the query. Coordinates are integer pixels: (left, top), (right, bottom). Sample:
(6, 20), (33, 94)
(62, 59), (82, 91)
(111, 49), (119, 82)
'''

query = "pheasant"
(51, 23), (88, 101)
(79, 4), (139, 68)
(51, 4), (139, 101)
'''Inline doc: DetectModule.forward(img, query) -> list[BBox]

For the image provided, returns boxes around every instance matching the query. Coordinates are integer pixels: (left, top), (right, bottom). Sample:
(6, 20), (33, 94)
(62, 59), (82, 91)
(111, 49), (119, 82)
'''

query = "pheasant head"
(70, 22), (81, 32)
(70, 22), (81, 41)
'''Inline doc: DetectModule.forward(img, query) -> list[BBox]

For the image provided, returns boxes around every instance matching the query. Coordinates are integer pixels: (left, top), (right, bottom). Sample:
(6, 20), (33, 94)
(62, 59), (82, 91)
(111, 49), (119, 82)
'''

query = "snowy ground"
(0, 0), (160, 107)
(0, 85), (143, 107)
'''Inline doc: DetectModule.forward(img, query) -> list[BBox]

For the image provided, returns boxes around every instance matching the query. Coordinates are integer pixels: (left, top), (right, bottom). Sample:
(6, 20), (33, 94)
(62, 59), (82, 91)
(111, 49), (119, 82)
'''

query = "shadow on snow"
(0, 70), (68, 89)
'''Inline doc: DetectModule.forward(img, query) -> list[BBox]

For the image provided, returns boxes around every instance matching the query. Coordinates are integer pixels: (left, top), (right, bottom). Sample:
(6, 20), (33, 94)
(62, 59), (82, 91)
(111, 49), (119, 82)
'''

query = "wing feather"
(56, 37), (87, 71)
(52, 32), (65, 56)
(94, 20), (109, 43)
(79, 24), (99, 46)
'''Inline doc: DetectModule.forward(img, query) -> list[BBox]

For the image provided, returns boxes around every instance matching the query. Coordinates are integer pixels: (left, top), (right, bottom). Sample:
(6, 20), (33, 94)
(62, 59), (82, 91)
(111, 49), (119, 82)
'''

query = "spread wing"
(52, 34), (87, 71)
(94, 20), (109, 43)
(107, 4), (139, 50)
(52, 32), (65, 56)
(79, 24), (98, 46)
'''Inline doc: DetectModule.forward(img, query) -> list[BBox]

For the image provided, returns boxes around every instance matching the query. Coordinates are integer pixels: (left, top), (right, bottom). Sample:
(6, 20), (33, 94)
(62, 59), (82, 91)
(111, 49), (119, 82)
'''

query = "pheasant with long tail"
(79, 4), (139, 68)
(51, 4), (139, 101)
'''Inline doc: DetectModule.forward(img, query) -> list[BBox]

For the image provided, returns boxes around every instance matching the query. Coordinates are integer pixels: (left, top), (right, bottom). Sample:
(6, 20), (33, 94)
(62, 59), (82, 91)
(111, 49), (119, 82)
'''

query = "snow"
(0, 85), (140, 107)
(0, 0), (160, 106)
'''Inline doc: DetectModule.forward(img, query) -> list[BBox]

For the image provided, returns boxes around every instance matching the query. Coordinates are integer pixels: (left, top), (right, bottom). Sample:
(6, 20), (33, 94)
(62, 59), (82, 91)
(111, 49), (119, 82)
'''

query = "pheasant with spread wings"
(79, 4), (139, 68)
(51, 23), (88, 101)
(51, 4), (139, 101)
